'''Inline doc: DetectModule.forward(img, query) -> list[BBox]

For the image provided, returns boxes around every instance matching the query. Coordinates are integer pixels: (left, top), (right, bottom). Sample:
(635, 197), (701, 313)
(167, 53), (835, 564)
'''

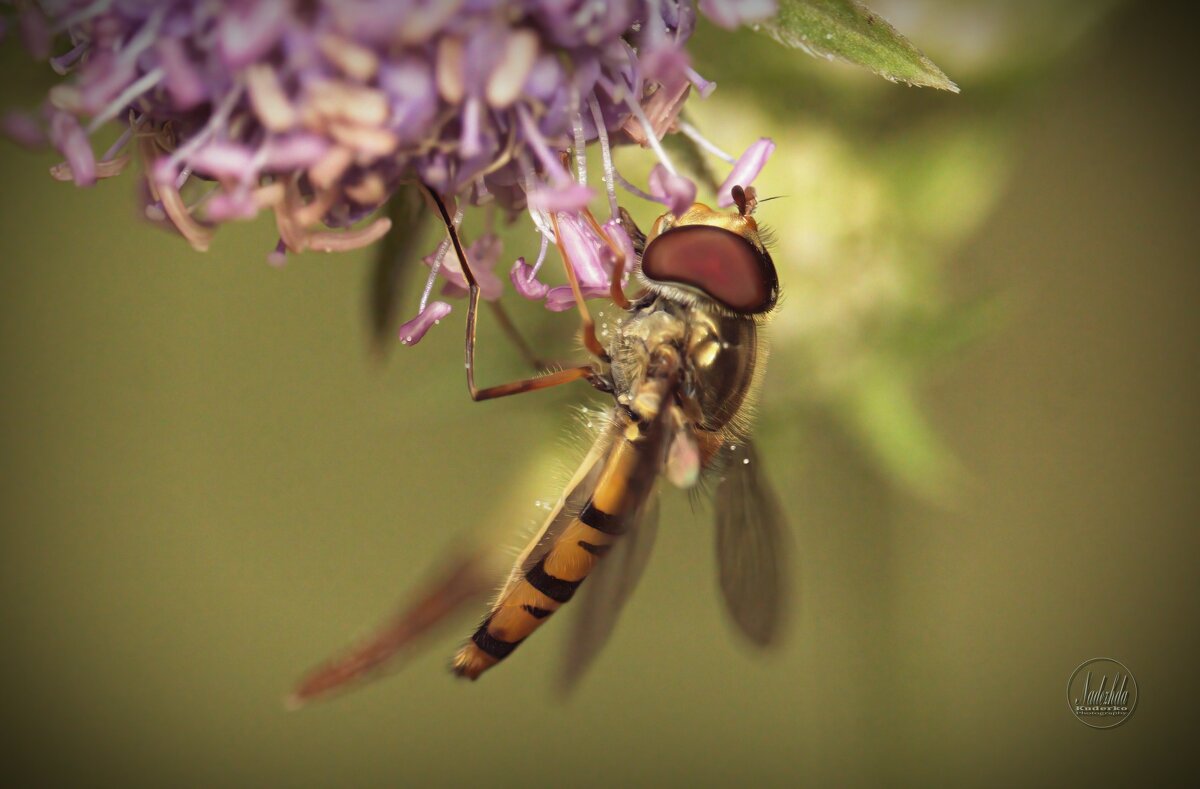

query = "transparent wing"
(558, 492), (661, 693)
(714, 441), (790, 647)
(289, 543), (500, 706)
(499, 426), (613, 597)
(290, 429), (614, 705)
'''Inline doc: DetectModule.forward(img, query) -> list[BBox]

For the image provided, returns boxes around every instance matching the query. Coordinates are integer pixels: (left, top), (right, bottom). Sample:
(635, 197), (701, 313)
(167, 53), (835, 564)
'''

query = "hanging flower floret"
(3, 1), (781, 344)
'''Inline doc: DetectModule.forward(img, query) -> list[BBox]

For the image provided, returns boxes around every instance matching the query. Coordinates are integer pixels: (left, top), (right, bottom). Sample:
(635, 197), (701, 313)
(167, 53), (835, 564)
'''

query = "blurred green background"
(1, 2), (1196, 786)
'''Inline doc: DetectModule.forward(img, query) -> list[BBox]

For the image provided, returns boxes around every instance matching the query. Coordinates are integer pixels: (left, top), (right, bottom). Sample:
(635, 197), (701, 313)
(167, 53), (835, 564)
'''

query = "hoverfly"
(293, 183), (788, 698)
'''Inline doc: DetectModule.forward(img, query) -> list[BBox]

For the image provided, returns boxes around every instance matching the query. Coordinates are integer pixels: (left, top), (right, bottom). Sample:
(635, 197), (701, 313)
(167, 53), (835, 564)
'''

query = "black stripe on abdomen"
(472, 623), (523, 659)
(577, 540), (611, 557)
(521, 604), (552, 619)
(579, 501), (625, 534)
(525, 557), (581, 603)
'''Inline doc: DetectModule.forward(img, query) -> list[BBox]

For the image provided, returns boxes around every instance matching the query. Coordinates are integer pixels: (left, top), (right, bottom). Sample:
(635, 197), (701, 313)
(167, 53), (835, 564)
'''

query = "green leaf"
(756, 0), (959, 93)
(367, 185), (429, 357)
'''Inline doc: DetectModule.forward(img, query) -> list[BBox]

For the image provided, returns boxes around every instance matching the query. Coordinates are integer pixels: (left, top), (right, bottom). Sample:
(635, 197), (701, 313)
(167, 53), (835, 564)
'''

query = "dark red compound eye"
(640, 225), (778, 314)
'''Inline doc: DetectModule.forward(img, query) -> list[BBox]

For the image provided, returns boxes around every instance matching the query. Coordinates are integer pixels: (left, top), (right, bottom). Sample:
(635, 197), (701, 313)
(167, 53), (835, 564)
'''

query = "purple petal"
(527, 183), (594, 213)
(510, 257), (549, 300)
(516, 103), (571, 186)
(637, 2), (670, 49)
(219, 1), (289, 68)
(399, 301), (452, 346)
(156, 38), (207, 110)
(263, 134), (330, 170)
(151, 157), (178, 187)
(459, 95), (484, 159)
(420, 235), (475, 292)
(440, 268), (503, 301)
(77, 52), (136, 114)
(699, 0), (778, 29)
(442, 234), (504, 300)
(531, 1), (635, 49)
(49, 42), (87, 75)
(648, 164), (697, 217)
(205, 190), (259, 221)
(523, 54), (564, 102)
(190, 142), (257, 180)
(601, 219), (635, 275)
(439, 281), (466, 299)
(544, 286), (577, 312)
(471, 234), (505, 291)
(639, 41), (691, 92)
(570, 57), (601, 102)
(379, 59), (438, 142)
(424, 250), (467, 290)
(462, 23), (507, 94)
(415, 152), (451, 195)
(686, 67), (717, 99)
(544, 284), (609, 312)
(717, 138), (776, 207)
(18, 5), (50, 60)
(662, 1), (698, 40)
(7, 0), (734, 268)
(556, 214), (610, 289)
(1, 110), (45, 148)
(48, 112), (95, 187)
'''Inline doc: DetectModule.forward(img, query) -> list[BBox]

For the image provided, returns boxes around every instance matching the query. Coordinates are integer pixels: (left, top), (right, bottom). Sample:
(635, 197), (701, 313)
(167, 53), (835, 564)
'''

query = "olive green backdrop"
(0, 3), (1196, 786)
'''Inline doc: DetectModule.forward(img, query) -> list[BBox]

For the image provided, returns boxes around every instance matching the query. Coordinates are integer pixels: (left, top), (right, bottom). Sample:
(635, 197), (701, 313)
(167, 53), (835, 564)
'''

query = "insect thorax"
(610, 295), (759, 433)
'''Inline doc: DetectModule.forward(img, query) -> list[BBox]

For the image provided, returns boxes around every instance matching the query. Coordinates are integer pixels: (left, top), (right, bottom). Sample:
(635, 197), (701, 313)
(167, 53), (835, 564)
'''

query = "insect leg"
(471, 365), (594, 400)
(421, 182), (598, 402)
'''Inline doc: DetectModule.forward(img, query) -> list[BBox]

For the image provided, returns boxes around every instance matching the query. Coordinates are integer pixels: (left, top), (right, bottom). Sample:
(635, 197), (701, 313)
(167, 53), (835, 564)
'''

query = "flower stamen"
(85, 67), (163, 134)
(678, 120), (736, 163)
(420, 207), (465, 313)
(623, 92), (679, 177)
(569, 85), (588, 187)
(587, 94), (619, 220)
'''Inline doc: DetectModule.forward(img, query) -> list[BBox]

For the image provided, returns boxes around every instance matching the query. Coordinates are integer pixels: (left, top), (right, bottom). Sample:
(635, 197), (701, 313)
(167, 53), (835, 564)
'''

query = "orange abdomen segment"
(451, 427), (661, 680)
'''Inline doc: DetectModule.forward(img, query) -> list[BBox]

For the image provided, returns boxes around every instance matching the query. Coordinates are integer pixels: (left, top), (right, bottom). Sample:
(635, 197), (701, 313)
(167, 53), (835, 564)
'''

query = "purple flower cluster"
(6, 0), (777, 345)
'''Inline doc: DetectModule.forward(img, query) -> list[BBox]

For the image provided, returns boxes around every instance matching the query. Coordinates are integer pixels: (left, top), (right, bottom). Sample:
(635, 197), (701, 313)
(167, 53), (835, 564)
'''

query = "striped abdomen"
(451, 415), (664, 680)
